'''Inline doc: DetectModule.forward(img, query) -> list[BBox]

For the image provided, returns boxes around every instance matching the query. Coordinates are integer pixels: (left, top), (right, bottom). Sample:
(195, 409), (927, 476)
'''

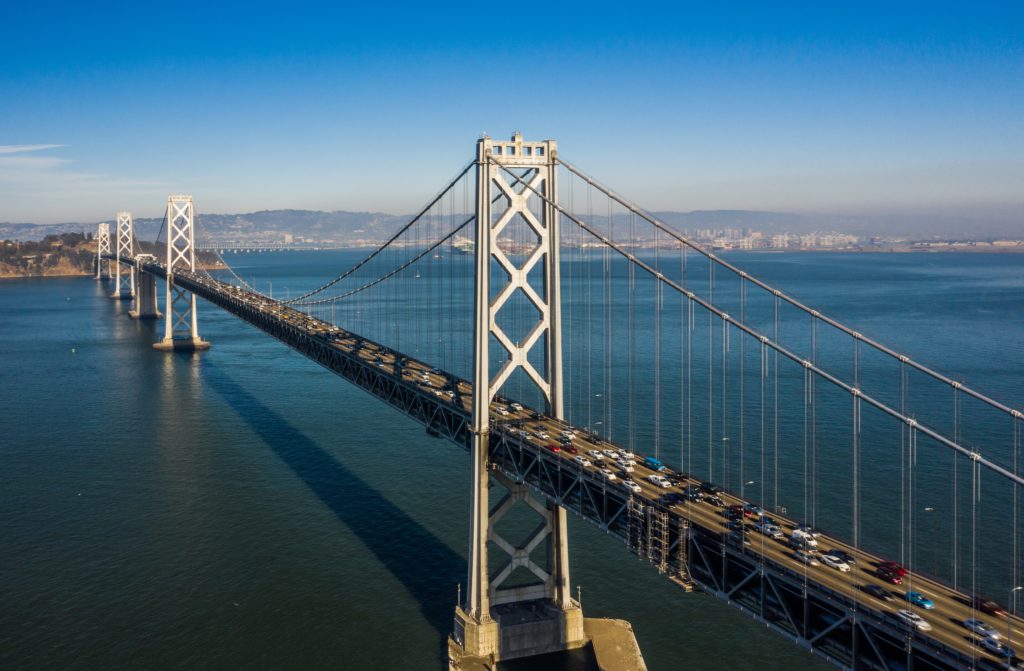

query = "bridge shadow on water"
(202, 362), (462, 662)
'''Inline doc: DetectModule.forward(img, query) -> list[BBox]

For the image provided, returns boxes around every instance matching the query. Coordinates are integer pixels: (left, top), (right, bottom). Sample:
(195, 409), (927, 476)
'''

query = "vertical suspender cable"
(773, 294), (780, 514)
(739, 277), (746, 500)
(722, 314), (729, 487)
(708, 261), (714, 480)
(953, 385), (960, 590)
(628, 209), (636, 451)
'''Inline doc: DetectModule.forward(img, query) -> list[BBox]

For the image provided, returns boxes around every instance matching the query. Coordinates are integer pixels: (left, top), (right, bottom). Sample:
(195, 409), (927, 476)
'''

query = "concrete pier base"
(153, 337), (210, 352)
(129, 309), (162, 320)
(448, 615), (645, 671)
(109, 292), (133, 300)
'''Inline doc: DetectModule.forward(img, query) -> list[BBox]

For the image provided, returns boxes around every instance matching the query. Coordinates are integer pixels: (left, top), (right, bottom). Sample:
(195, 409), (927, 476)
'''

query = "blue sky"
(1, 1), (1021, 226)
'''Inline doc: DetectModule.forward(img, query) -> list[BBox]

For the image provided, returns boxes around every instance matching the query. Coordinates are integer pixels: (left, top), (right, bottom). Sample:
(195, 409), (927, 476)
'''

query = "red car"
(877, 561), (908, 577)
(876, 568), (903, 585)
(974, 596), (1008, 617)
(545, 443), (561, 453)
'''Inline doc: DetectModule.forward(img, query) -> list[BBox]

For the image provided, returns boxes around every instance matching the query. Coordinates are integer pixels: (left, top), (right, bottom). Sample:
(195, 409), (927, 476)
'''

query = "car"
(599, 468), (617, 481)
(535, 431), (550, 440)
(727, 504), (745, 519)
(545, 443), (561, 453)
(561, 430), (577, 439)
(795, 523), (822, 538)
(644, 456), (668, 472)
(700, 481), (724, 495)
(615, 460), (635, 473)
(904, 591), (934, 609)
(820, 555), (851, 572)
(588, 450), (605, 461)
(495, 406), (509, 416)
(510, 402), (523, 411)
(619, 450), (636, 461)
(431, 367), (442, 374)
(602, 449), (618, 459)
(684, 485), (705, 502)
(727, 519), (745, 532)
(756, 522), (784, 540)
(790, 529), (818, 547)
(705, 494), (725, 507)
(896, 609), (932, 632)
(794, 550), (819, 566)
(863, 584), (896, 602)
(729, 530), (752, 547)
(963, 618), (1001, 639)
(876, 568), (903, 585)
(562, 443), (578, 454)
(974, 596), (1009, 617)
(828, 549), (856, 565)
(743, 504), (764, 518)
(574, 456), (591, 468)
(647, 474), (671, 488)
(980, 636), (1015, 659)
(878, 561), (908, 577)
(621, 480), (642, 494)
(530, 411), (542, 419)
(663, 492), (686, 506)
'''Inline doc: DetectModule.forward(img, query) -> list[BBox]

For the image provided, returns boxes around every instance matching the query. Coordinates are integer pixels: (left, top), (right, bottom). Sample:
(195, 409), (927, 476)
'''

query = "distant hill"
(2, 207), (1020, 242)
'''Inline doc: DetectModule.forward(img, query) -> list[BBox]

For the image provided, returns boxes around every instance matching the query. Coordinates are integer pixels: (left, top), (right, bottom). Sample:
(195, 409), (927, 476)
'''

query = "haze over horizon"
(2, 2), (1021, 231)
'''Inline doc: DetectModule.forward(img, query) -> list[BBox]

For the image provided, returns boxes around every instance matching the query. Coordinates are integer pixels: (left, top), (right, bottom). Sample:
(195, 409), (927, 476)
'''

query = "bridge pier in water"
(153, 195), (209, 351)
(129, 265), (161, 319)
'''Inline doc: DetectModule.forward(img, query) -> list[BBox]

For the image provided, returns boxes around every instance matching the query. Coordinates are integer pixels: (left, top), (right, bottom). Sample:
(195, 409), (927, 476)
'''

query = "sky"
(1, 1), (1022, 228)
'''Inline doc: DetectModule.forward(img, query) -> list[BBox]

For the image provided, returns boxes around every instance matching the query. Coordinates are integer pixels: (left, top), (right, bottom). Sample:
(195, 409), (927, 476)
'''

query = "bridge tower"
(154, 195), (210, 351)
(95, 222), (111, 280)
(110, 211), (135, 300)
(453, 133), (586, 662)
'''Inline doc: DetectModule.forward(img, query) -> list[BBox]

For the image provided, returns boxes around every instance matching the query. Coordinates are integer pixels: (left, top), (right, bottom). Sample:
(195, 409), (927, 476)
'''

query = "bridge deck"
(125, 257), (1019, 671)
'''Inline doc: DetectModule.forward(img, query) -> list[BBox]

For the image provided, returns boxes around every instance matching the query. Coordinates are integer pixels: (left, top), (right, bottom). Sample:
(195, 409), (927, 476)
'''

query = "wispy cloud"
(0, 144), (66, 155)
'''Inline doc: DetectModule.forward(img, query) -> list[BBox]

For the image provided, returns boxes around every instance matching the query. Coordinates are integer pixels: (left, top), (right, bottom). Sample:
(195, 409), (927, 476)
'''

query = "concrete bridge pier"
(129, 270), (161, 319)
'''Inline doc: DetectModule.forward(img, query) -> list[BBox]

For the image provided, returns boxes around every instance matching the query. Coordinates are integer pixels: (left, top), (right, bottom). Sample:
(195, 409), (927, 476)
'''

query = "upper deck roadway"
(123, 256), (1019, 671)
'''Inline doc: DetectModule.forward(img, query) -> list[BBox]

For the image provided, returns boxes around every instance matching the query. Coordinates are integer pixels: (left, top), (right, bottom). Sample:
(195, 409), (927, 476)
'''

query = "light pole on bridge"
(1007, 585), (1022, 670)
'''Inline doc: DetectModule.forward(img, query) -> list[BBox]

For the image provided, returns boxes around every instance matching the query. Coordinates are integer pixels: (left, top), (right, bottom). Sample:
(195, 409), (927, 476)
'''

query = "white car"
(793, 550), (819, 566)
(897, 609), (932, 632)
(756, 523), (784, 540)
(963, 618), (1000, 639)
(510, 402), (523, 411)
(615, 460), (635, 473)
(602, 449), (619, 460)
(980, 636), (1015, 658)
(535, 431), (550, 440)
(791, 529), (818, 548)
(621, 480), (642, 494)
(820, 554), (851, 572)
(588, 450), (605, 461)
(619, 450), (636, 461)
(574, 456), (592, 468)
(495, 407), (509, 416)
(599, 468), (617, 481)
(647, 474), (671, 488)
(560, 429), (576, 439)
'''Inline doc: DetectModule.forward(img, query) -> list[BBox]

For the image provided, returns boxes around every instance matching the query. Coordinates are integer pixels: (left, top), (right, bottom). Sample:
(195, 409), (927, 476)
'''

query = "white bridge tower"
(154, 195), (210, 351)
(111, 211), (136, 300)
(453, 133), (585, 662)
(95, 222), (111, 280)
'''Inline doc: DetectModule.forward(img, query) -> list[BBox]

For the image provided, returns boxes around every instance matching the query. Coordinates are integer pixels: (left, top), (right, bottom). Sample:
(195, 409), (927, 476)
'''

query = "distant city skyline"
(2, 2), (1021, 229)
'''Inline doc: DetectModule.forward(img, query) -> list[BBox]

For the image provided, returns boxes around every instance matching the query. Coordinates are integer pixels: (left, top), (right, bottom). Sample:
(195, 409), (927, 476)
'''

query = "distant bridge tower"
(95, 223), (111, 280)
(111, 211), (135, 300)
(453, 133), (585, 662)
(154, 195), (210, 351)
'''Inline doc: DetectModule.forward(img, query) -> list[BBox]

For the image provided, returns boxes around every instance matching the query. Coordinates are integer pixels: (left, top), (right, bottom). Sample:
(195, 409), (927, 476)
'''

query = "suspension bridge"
(94, 133), (1024, 670)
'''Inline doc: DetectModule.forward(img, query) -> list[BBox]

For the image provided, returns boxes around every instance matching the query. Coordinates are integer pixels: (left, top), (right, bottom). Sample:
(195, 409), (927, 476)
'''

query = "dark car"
(705, 494), (725, 507)
(728, 519), (746, 532)
(685, 485), (705, 502)
(700, 481), (724, 495)
(863, 584), (896, 602)
(530, 411), (542, 420)
(974, 596), (1008, 617)
(727, 504), (745, 519)
(663, 492), (686, 506)
(876, 568), (903, 585)
(562, 443), (578, 455)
